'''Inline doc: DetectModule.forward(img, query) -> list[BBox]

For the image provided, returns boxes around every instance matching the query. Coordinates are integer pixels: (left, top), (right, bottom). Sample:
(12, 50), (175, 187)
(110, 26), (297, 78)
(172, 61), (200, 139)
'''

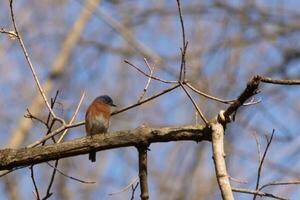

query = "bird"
(85, 95), (116, 162)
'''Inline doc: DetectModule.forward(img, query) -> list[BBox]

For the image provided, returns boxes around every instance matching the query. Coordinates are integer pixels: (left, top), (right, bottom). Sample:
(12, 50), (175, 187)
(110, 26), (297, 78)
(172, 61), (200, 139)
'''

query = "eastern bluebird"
(85, 95), (116, 162)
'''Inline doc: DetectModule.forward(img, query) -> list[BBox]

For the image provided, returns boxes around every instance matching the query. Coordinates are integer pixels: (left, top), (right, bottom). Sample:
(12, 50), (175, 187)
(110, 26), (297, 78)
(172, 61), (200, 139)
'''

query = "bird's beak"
(111, 103), (117, 107)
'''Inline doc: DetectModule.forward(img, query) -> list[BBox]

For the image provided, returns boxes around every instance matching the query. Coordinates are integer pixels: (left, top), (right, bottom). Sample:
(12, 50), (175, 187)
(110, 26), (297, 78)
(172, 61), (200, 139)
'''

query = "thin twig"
(42, 91), (61, 146)
(138, 59), (154, 102)
(46, 162), (95, 184)
(131, 182), (139, 200)
(260, 76), (300, 85)
(43, 160), (58, 200)
(27, 122), (82, 148)
(24, 109), (47, 126)
(176, 0), (187, 81)
(0, 28), (17, 37)
(30, 165), (40, 200)
(185, 82), (235, 104)
(125, 60), (177, 84)
(229, 176), (248, 184)
(0, 166), (27, 177)
(8, 0), (62, 122)
(232, 187), (288, 200)
(57, 91), (85, 143)
(108, 176), (139, 196)
(46, 90), (60, 126)
(179, 83), (208, 125)
(260, 180), (300, 190)
(242, 97), (261, 106)
(42, 93), (61, 199)
(250, 131), (262, 165)
(253, 130), (275, 200)
(186, 82), (261, 106)
(44, 92), (85, 198)
(44, 98), (60, 145)
(113, 84), (180, 115)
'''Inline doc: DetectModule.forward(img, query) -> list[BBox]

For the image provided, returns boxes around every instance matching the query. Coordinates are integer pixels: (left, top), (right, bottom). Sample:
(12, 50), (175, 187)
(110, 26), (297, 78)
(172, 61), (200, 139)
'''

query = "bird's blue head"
(94, 95), (116, 107)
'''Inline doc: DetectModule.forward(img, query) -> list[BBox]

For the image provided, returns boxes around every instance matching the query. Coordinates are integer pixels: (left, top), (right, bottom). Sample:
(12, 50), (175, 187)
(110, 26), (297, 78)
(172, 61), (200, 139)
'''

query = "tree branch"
(0, 125), (210, 171)
(211, 118), (234, 200)
(223, 76), (261, 123)
(138, 146), (149, 200)
(232, 188), (288, 200)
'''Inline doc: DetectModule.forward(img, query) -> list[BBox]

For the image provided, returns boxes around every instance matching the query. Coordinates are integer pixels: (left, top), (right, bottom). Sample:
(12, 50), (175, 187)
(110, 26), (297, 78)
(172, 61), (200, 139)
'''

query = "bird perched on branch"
(85, 95), (116, 162)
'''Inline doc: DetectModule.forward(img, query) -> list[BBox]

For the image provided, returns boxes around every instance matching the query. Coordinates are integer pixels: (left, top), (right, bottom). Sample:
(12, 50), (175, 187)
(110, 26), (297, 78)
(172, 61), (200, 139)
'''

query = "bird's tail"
(89, 151), (96, 162)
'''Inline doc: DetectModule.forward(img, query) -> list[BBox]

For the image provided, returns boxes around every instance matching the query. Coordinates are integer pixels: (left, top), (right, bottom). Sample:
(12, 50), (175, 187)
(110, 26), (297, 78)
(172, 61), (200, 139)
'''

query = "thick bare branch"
(224, 76), (261, 120)
(211, 119), (234, 200)
(138, 146), (149, 200)
(0, 125), (210, 171)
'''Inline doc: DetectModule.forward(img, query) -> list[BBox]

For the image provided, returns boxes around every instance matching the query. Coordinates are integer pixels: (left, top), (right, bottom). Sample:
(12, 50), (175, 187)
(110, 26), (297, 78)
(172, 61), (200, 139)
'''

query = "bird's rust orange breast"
(85, 100), (111, 134)
(89, 101), (111, 119)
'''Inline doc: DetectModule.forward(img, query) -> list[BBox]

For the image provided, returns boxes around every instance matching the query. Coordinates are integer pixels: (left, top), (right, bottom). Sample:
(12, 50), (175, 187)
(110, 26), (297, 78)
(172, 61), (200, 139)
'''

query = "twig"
(179, 83), (208, 125)
(43, 160), (58, 200)
(260, 180), (300, 190)
(250, 131), (262, 165)
(176, 0), (187, 81)
(253, 129), (275, 200)
(42, 91), (61, 146)
(43, 92), (85, 198)
(113, 84), (180, 115)
(242, 97), (261, 106)
(108, 176), (139, 196)
(46, 162), (95, 184)
(229, 176), (248, 184)
(46, 90), (60, 126)
(26, 91), (59, 200)
(124, 60), (177, 84)
(186, 82), (261, 106)
(138, 59), (154, 102)
(232, 187), (288, 200)
(137, 146), (149, 200)
(131, 182), (139, 200)
(8, 0), (62, 122)
(27, 121), (82, 148)
(57, 91), (85, 143)
(185, 82), (235, 104)
(41, 92), (61, 199)
(0, 166), (27, 177)
(30, 165), (40, 200)
(260, 76), (300, 85)
(0, 28), (17, 37)
(41, 92), (61, 145)
(24, 109), (47, 126)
